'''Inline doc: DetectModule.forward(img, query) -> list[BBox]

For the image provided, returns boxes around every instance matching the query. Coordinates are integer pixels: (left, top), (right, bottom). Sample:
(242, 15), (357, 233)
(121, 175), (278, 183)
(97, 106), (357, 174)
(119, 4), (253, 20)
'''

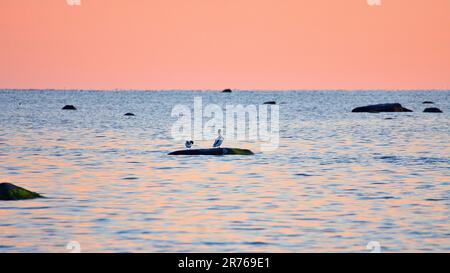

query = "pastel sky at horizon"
(1, 0), (449, 90)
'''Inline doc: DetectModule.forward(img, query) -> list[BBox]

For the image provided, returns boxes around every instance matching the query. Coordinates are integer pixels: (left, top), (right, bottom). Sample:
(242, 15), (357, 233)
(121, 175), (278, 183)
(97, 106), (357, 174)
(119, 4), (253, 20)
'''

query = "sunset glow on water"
(0, 90), (448, 252)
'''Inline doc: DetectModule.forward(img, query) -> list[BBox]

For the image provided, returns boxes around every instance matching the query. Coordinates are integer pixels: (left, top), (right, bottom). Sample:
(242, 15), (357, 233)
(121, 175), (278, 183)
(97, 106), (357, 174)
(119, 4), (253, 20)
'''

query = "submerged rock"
(352, 103), (412, 113)
(222, 89), (232, 93)
(62, 105), (77, 110)
(263, 101), (277, 105)
(169, 148), (254, 156)
(124, 113), (135, 116)
(423, 107), (443, 113)
(422, 101), (434, 104)
(0, 183), (43, 201)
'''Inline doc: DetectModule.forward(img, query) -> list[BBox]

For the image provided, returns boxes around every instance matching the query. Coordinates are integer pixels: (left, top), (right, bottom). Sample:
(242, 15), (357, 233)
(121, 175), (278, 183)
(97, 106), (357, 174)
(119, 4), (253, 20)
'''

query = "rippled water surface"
(0, 90), (449, 252)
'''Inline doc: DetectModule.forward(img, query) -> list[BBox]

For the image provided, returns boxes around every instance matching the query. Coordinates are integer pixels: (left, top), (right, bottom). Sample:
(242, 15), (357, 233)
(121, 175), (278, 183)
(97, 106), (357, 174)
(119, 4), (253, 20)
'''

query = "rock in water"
(222, 89), (232, 93)
(124, 113), (135, 116)
(423, 107), (443, 113)
(263, 101), (276, 105)
(422, 101), (434, 104)
(351, 103), (412, 113)
(169, 148), (254, 155)
(0, 183), (43, 201)
(62, 105), (77, 110)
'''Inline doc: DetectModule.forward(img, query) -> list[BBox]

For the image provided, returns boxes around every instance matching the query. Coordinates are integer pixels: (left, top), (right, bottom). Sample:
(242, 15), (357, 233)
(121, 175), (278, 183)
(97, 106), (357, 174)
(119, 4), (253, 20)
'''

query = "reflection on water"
(0, 90), (449, 252)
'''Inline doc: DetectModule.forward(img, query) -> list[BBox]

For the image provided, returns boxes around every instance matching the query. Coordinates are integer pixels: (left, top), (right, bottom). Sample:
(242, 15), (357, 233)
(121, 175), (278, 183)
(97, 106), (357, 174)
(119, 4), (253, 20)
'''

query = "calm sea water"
(0, 90), (449, 252)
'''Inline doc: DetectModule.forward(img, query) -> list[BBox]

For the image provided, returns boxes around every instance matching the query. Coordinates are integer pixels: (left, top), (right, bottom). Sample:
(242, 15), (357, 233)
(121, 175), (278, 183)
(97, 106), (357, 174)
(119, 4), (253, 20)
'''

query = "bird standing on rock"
(185, 140), (194, 149)
(213, 129), (224, 148)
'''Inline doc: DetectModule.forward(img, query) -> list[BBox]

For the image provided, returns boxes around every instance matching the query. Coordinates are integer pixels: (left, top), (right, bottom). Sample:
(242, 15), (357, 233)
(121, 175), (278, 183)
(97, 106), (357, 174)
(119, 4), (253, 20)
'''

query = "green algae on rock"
(169, 148), (254, 156)
(0, 183), (43, 201)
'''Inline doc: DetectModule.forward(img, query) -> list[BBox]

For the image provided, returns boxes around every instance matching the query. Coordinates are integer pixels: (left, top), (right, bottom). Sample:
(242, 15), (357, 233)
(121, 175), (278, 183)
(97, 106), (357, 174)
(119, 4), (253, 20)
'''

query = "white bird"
(212, 129), (224, 148)
(185, 140), (194, 149)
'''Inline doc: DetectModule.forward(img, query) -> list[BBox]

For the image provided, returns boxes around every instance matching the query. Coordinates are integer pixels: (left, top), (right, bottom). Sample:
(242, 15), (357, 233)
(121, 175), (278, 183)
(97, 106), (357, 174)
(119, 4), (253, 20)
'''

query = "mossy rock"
(169, 148), (254, 155)
(0, 183), (43, 201)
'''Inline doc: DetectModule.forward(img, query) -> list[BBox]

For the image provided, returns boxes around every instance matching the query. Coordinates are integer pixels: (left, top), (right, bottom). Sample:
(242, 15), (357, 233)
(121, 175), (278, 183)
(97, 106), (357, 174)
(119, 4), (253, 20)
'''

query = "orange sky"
(0, 0), (449, 90)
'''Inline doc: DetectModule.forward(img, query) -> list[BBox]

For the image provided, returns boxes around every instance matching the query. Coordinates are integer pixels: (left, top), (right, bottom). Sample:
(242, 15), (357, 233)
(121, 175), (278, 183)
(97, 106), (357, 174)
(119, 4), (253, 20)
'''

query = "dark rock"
(263, 101), (276, 105)
(169, 148), (254, 156)
(62, 105), (77, 110)
(124, 113), (135, 116)
(423, 107), (443, 113)
(222, 89), (232, 93)
(422, 101), (434, 104)
(352, 103), (412, 113)
(0, 183), (43, 201)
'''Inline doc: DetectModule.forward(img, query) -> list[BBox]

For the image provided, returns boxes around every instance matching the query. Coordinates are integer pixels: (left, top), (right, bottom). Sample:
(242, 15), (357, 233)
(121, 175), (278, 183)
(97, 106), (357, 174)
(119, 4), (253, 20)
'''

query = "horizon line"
(1, 88), (450, 92)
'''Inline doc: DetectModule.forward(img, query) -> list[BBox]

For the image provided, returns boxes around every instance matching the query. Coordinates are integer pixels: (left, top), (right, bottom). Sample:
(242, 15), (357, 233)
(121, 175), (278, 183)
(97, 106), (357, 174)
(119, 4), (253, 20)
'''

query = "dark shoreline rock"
(423, 107), (443, 113)
(352, 103), (412, 113)
(169, 148), (254, 156)
(62, 105), (77, 110)
(422, 101), (434, 104)
(0, 183), (43, 201)
(222, 89), (232, 93)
